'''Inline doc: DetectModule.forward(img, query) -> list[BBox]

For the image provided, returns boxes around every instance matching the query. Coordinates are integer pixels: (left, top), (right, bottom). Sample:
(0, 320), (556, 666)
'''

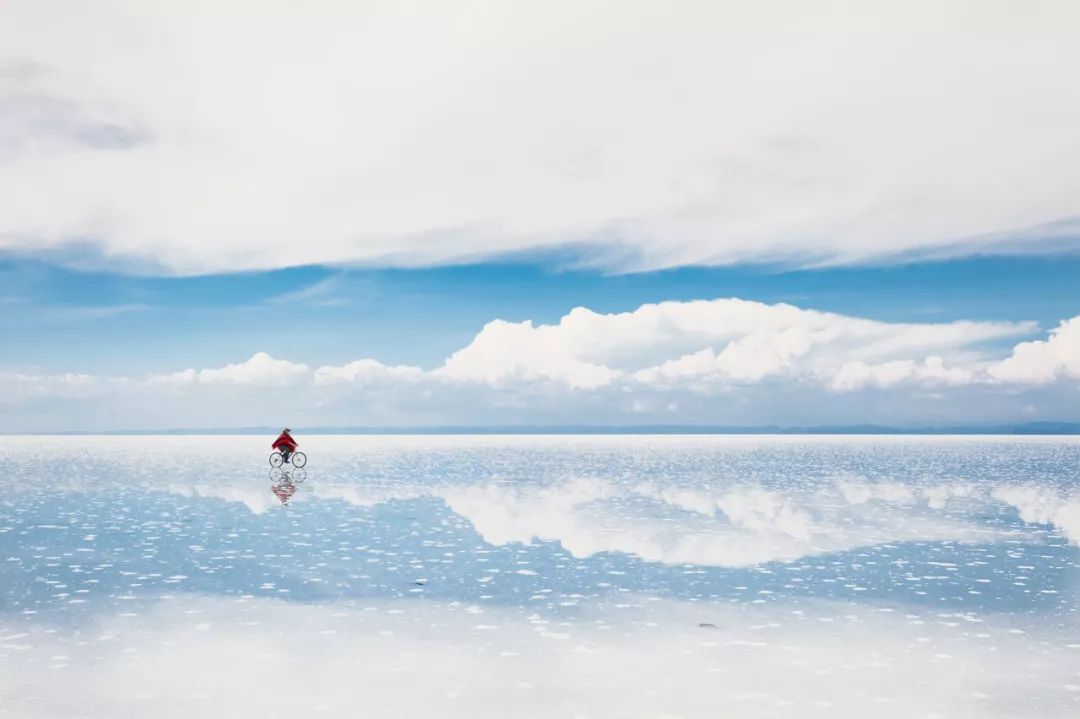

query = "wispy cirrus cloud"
(264, 274), (351, 307)
(34, 303), (151, 320)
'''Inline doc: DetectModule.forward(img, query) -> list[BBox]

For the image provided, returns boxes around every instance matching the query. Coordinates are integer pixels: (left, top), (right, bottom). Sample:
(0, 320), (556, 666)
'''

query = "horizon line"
(5, 420), (1080, 436)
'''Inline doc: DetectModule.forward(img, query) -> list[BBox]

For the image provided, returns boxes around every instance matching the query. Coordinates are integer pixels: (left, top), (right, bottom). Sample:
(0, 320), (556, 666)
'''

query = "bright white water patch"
(3, 595), (1079, 719)
(1, 435), (1079, 717)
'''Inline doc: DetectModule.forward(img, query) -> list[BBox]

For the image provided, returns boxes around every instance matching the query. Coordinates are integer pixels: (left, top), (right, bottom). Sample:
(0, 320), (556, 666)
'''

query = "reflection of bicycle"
(270, 467), (307, 483)
(270, 451), (306, 468)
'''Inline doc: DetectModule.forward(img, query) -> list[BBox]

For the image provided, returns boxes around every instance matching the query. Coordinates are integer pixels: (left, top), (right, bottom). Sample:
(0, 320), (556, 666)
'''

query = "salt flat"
(2, 435), (1078, 717)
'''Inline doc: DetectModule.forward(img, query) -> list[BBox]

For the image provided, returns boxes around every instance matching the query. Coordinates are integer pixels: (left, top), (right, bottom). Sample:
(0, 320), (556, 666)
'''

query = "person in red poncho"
(272, 428), (298, 464)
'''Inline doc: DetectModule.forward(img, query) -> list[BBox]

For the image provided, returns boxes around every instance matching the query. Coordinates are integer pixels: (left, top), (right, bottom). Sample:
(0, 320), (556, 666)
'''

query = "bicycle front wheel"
(291, 452), (307, 468)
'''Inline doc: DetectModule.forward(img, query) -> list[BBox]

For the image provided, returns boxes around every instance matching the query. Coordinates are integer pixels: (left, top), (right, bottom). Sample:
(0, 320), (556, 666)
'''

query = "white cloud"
(0, 370), (104, 403)
(4, 297), (1080, 430)
(438, 299), (1033, 389)
(164, 470), (1080, 564)
(432, 477), (1004, 567)
(314, 359), (424, 386)
(992, 485), (1080, 545)
(313, 483), (425, 508)
(829, 356), (976, 392)
(146, 368), (197, 385)
(715, 489), (814, 541)
(836, 479), (975, 510)
(438, 318), (620, 389)
(196, 352), (308, 386)
(988, 317), (1080, 384)
(169, 482), (292, 515)
(635, 328), (816, 384)
(144, 355), (310, 388)
(922, 484), (974, 510)
(0, 1), (1079, 275)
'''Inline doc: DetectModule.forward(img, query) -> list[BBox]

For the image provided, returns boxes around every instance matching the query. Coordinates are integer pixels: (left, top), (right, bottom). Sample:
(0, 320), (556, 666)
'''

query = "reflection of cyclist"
(271, 479), (296, 506)
(272, 428), (298, 463)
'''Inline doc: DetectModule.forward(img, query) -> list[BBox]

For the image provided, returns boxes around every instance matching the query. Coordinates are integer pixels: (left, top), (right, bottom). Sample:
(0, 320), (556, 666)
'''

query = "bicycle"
(269, 450), (307, 468)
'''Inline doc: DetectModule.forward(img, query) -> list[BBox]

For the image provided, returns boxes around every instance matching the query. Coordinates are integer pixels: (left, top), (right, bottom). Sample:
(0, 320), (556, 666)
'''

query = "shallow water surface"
(2, 435), (1079, 717)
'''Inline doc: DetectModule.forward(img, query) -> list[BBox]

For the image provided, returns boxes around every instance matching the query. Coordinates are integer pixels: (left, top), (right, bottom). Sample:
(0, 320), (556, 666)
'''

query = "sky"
(1, 0), (1079, 431)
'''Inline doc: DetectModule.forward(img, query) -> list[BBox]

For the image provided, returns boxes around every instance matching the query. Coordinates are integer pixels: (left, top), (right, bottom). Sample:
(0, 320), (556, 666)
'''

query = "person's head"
(282, 427), (291, 434)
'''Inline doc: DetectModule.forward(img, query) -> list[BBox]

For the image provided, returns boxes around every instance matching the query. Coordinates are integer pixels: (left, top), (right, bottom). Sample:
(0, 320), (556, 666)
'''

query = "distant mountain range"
(22, 421), (1080, 435)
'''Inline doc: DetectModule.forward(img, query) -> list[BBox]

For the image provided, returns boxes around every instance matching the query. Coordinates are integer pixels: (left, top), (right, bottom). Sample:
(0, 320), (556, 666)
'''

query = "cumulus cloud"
(829, 356), (976, 392)
(146, 368), (197, 386)
(716, 488), (815, 541)
(165, 472), (1080, 565)
(436, 299), (1033, 389)
(314, 359), (424, 387)
(988, 317), (1080, 384)
(992, 485), (1080, 545)
(312, 483), (425, 508)
(394, 477), (1006, 567)
(4, 298), (1080, 430)
(156, 472), (982, 568)
(0, 370), (99, 399)
(142, 353), (309, 388)
(836, 479), (974, 510)
(438, 319), (620, 389)
(1, 1), (1079, 275)
(169, 482), (293, 515)
(194, 352), (308, 386)
(291, 477), (838, 567)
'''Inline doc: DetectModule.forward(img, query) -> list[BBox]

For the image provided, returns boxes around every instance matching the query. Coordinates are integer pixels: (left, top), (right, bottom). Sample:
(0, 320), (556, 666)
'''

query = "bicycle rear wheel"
(291, 451), (307, 468)
(269, 452), (284, 468)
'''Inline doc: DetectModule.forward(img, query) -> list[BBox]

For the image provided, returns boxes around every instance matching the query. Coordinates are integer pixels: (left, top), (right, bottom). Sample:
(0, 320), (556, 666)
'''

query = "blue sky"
(1, 1), (1079, 430)
(3, 251), (1079, 432)
(4, 255), (1077, 377)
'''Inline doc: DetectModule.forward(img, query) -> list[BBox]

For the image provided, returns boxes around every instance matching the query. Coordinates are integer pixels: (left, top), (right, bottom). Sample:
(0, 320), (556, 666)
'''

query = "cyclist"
(272, 428), (299, 464)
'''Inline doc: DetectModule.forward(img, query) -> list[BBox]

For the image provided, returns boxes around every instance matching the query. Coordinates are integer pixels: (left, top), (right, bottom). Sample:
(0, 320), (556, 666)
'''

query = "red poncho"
(272, 432), (298, 452)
